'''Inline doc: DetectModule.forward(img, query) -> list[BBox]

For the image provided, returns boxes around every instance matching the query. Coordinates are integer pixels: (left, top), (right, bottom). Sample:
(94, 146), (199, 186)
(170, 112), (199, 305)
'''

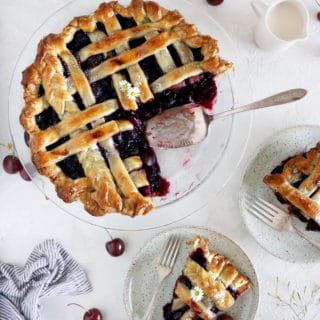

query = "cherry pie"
(163, 236), (251, 320)
(264, 143), (320, 232)
(20, 0), (232, 217)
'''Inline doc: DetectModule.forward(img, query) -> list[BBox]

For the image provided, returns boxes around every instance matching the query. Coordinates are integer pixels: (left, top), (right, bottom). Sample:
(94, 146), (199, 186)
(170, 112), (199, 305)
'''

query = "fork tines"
(159, 236), (181, 268)
(244, 194), (281, 227)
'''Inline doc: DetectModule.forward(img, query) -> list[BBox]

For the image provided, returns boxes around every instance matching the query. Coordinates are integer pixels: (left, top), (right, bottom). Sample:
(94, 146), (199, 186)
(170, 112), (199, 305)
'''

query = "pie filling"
(271, 159), (320, 232)
(32, 17), (218, 198)
(163, 237), (251, 320)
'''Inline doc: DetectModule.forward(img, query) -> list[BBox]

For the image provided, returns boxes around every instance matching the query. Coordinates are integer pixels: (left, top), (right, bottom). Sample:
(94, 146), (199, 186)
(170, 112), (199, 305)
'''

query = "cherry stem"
(104, 228), (113, 240)
(67, 303), (87, 312)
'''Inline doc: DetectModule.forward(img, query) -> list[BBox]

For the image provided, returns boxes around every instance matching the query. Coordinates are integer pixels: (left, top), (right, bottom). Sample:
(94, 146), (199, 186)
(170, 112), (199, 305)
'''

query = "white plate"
(239, 125), (320, 263)
(123, 226), (259, 320)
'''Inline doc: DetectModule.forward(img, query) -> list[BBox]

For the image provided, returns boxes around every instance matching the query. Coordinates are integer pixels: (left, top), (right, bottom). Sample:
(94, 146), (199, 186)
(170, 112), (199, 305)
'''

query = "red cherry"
(19, 167), (31, 181)
(83, 308), (103, 320)
(3, 155), (22, 174)
(106, 238), (125, 257)
(217, 315), (234, 320)
(207, 0), (224, 5)
(317, 12), (320, 21)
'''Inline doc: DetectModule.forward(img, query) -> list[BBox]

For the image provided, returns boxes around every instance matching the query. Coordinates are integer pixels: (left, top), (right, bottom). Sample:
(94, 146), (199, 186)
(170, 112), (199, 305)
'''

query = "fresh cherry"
(3, 155), (22, 174)
(67, 303), (103, 320)
(83, 308), (103, 320)
(207, 0), (224, 5)
(317, 12), (320, 21)
(20, 167), (31, 181)
(217, 315), (234, 320)
(106, 238), (125, 257)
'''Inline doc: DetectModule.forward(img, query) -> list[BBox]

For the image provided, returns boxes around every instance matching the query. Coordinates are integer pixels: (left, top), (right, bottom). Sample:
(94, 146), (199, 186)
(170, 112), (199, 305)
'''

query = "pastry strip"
(151, 57), (231, 93)
(59, 50), (95, 107)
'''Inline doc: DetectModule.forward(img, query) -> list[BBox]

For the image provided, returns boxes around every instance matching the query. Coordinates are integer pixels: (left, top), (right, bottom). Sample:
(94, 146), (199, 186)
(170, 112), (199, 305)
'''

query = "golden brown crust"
(264, 143), (320, 224)
(20, 0), (232, 217)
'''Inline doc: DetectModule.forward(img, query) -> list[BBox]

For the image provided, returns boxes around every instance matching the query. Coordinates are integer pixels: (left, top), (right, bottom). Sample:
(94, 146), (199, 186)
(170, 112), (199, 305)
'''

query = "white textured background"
(1, 0), (320, 319)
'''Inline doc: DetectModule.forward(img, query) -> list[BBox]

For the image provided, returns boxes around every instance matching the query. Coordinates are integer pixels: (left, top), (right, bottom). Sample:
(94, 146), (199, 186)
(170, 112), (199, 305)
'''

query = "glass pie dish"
(8, 0), (252, 230)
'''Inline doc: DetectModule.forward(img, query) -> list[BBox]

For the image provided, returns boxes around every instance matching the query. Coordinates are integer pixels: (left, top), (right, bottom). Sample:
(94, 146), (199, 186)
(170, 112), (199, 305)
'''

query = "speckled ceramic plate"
(123, 226), (259, 320)
(240, 125), (320, 263)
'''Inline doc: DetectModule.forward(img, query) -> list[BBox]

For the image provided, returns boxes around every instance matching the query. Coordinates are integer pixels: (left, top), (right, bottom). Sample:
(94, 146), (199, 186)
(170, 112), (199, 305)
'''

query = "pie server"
(145, 88), (307, 149)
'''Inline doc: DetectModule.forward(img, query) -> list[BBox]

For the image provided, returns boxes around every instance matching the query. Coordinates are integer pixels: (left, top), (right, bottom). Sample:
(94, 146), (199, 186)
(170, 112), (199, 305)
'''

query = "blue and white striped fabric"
(0, 239), (92, 320)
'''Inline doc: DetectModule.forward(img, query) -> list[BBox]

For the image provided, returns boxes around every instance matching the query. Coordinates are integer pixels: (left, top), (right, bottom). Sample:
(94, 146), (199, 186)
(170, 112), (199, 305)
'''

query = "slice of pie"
(20, 0), (232, 217)
(163, 236), (252, 320)
(263, 143), (320, 232)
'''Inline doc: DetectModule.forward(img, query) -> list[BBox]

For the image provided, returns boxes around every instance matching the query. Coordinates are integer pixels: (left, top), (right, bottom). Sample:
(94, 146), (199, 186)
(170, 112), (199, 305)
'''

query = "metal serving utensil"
(145, 88), (307, 149)
(244, 194), (320, 250)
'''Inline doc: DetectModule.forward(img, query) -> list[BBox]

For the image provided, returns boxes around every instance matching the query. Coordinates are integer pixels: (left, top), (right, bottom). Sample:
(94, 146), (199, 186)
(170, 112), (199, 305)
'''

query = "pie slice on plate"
(163, 236), (252, 319)
(264, 142), (320, 232)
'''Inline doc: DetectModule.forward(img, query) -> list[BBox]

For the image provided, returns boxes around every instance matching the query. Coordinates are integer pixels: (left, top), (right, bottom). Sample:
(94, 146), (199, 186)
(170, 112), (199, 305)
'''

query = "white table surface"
(1, 0), (320, 319)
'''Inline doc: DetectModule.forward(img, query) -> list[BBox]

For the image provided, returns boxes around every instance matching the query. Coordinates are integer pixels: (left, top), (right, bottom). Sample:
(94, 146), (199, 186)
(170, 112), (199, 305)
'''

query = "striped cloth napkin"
(0, 239), (92, 320)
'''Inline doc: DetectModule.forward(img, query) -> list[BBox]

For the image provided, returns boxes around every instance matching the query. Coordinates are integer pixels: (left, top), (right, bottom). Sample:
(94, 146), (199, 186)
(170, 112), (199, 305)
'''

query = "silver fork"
(244, 195), (320, 250)
(142, 236), (181, 320)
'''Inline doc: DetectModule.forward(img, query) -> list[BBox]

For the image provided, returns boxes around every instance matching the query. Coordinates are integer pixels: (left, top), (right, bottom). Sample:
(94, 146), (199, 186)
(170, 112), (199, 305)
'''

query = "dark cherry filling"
(167, 45), (183, 67)
(91, 76), (117, 103)
(139, 55), (164, 83)
(178, 275), (192, 289)
(116, 14), (137, 29)
(33, 21), (218, 199)
(67, 30), (91, 54)
(129, 37), (146, 49)
(96, 22), (107, 34)
(191, 47), (204, 61)
(270, 159), (320, 232)
(211, 306), (219, 314)
(190, 247), (208, 270)
(81, 54), (106, 72)
(38, 85), (45, 97)
(35, 106), (60, 130)
(59, 57), (70, 78)
(73, 92), (86, 110)
(228, 287), (239, 300)
(57, 155), (85, 179)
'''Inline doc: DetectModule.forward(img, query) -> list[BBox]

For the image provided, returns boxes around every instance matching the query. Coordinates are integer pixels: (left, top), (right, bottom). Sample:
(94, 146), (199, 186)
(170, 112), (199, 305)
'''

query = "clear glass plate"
(9, 0), (252, 230)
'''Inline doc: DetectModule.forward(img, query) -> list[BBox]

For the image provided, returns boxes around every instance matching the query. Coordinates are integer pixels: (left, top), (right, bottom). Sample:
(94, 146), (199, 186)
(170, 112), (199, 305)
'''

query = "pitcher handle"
(251, 0), (268, 16)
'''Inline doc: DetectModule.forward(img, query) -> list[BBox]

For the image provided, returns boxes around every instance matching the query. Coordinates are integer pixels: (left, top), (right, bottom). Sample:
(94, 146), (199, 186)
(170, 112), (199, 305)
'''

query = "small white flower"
(127, 86), (141, 100)
(119, 80), (132, 92)
(190, 286), (204, 302)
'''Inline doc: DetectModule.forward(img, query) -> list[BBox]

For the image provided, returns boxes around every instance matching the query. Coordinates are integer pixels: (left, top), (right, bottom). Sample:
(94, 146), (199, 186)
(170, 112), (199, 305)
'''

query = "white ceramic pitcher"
(252, 0), (309, 51)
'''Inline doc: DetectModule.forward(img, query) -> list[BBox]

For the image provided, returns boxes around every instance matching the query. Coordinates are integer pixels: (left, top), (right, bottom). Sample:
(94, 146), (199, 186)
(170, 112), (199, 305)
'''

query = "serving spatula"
(145, 88), (307, 149)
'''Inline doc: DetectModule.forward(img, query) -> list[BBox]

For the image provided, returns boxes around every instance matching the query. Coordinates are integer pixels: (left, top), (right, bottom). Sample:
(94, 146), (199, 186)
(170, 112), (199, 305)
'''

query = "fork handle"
(291, 224), (320, 250)
(142, 280), (164, 320)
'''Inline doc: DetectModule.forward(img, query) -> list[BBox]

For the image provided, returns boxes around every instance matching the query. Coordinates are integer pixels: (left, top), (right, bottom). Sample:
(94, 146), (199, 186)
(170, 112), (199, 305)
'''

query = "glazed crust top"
(264, 143), (320, 225)
(20, 0), (232, 217)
